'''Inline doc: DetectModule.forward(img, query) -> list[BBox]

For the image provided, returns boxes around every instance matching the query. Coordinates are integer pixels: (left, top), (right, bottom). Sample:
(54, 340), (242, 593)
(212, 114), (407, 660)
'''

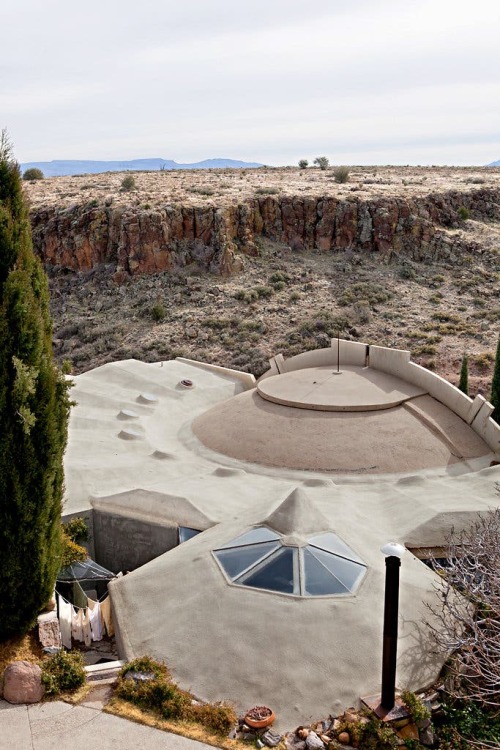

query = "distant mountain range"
(20, 157), (263, 178)
(488, 159), (500, 167)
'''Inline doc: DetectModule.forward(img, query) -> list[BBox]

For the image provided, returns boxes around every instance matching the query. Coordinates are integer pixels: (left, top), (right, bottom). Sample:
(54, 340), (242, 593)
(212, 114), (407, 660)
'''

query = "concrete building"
(63, 341), (500, 727)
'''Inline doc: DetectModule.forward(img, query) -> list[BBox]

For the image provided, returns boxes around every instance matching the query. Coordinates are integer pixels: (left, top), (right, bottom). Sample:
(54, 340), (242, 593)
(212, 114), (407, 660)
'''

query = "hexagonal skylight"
(213, 527), (366, 597)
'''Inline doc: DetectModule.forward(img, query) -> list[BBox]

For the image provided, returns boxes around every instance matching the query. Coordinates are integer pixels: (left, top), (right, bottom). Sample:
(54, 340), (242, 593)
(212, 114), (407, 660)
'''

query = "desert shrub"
(398, 262), (417, 280)
(428, 292), (443, 304)
(121, 175), (136, 191)
(413, 343), (438, 356)
(268, 271), (289, 286)
(61, 359), (73, 375)
(41, 650), (86, 695)
(298, 159), (308, 169)
(353, 300), (370, 324)
(289, 291), (301, 302)
(474, 351), (494, 370)
(333, 166), (349, 183)
(339, 282), (392, 307)
(151, 302), (166, 322)
(255, 187), (279, 195)
(187, 186), (214, 196)
(313, 156), (329, 170)
(23, 167), (44, 181)
(254, 285), (273, 299)
(457, 206), (469, 221)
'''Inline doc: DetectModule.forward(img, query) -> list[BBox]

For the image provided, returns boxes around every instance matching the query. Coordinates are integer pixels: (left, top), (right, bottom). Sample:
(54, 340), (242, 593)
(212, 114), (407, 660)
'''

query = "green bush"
(401, 690), (431, 724)
(151, 302), (166, 322)
(61, 359), (73, 375)
(436, 697), (500, 749)
(333, 166), (349, 183)
(121, 175), (136, 191)
(63, 517), (88, 542)
(41, 650), (86, 695)
(457, 206), (469, 221)
(23, 167), (44, 181)
(313, 156), (329, 170)
(60, 529), (87, 567)
(298, 159), (308, 169)
(116, 657), (236, 735)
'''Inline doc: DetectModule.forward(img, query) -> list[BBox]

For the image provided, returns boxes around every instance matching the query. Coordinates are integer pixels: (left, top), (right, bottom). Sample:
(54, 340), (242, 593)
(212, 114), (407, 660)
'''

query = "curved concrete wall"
(260, 341), (500, 454)
(260, 340), (368, 380)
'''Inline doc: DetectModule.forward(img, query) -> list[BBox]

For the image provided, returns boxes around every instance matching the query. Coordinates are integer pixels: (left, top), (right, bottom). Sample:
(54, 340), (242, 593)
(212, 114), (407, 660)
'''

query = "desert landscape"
(24, 166), (500, 395)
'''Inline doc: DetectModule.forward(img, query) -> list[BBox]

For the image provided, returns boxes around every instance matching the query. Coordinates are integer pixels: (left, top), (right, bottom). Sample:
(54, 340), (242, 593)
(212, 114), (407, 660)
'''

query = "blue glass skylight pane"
(308, 546), (366, 591)
(308, 533), (364, 564)
(242, 548), (296, 594)
(218, 527), (280, 550)
(303, 548), (349, 595)
(179, 527), (201, 543)
(214, 542), (280, 580)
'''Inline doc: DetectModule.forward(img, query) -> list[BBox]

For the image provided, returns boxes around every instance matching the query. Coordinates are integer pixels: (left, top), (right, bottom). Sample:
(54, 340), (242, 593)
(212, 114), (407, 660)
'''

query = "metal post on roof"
(380, 542), (406, 710)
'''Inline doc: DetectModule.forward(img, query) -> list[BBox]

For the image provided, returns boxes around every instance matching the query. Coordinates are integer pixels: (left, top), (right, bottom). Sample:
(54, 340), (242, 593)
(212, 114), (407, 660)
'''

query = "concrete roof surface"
(63, 357), (500, 728)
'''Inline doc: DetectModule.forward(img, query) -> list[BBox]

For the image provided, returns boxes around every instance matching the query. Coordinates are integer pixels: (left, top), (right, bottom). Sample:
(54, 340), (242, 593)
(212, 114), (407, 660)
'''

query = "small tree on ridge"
(458, 353), (469, 396)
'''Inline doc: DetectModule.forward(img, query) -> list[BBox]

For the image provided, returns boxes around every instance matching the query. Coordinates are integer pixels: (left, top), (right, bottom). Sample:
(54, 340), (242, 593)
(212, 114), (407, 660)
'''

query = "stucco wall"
(93, 510), (178, 574)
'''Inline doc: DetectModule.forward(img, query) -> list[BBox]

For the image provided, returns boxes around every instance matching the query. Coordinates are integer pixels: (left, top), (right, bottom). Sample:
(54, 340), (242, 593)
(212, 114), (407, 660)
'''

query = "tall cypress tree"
(0, 131), (70, 640)
(458, 353), (468, 396)
(491, 335), (500, 424)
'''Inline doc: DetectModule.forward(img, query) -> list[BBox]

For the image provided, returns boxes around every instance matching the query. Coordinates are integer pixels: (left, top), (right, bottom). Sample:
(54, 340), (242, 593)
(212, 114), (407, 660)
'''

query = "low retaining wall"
(261, 340), (500, 454)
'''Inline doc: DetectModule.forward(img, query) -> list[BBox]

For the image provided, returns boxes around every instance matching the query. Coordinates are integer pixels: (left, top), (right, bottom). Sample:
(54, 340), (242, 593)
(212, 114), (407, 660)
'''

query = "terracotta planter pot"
(245, 708), (275, 729)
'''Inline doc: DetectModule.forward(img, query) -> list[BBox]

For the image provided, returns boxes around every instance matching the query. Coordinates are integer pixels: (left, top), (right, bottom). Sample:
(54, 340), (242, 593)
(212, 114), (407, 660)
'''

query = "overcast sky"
(3, 0), (499, 165)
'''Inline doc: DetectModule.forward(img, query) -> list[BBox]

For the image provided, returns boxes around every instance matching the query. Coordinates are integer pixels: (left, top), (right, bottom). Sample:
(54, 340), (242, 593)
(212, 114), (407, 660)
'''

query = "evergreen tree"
(491, 335), (500, 424)
(458, 353), (469, 396)
(0, 131), (70, 639)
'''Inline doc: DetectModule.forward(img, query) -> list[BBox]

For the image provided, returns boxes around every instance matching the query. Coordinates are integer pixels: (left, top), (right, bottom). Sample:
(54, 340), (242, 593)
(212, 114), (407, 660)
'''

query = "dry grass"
(0, 629), (46, 681)
(105, 697), (246, 749)
(24, 165), (500, 211)
(60, 682), (93, 704)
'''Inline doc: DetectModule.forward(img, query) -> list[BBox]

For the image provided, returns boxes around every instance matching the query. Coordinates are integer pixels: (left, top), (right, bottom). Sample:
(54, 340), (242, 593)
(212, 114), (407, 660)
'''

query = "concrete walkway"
(0, 695), (218, 750)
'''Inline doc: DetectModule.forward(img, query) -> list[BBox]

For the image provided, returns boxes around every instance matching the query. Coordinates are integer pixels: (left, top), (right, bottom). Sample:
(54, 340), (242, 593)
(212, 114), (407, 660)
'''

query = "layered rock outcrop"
(30, 188), (500, 277)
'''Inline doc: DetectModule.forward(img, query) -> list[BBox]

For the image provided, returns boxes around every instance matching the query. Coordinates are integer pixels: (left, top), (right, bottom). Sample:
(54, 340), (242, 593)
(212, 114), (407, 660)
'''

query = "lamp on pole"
(380, 542), (406, 711)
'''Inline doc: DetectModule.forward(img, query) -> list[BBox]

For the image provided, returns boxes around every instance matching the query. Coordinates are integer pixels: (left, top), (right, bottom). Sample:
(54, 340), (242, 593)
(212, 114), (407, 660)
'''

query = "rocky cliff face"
(30, 188), (500, 277)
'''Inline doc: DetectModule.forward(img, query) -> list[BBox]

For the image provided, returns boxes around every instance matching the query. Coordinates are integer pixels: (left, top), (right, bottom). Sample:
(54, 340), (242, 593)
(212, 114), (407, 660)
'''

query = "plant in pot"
(245, 705), (275, 729)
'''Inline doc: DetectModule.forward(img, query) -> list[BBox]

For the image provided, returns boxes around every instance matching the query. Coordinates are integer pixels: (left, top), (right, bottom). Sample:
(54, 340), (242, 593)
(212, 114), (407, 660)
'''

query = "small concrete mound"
(211, 467), (247, 477)
(150, 450), (176, 460)
(302, 478), (334, 487)
(118, 427), (144, 440)
(137, 392), (159, 404)
(117, 409), (140, 420)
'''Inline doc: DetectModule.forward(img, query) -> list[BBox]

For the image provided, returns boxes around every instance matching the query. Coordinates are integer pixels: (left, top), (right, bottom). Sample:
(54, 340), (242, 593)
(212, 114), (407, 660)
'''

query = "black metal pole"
(337, 333), (340, 373)
(381, 555), (401, 710)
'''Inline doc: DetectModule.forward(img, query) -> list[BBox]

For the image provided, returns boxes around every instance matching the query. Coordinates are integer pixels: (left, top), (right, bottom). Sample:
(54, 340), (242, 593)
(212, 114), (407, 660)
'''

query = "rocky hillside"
(24, 167), (500, 397)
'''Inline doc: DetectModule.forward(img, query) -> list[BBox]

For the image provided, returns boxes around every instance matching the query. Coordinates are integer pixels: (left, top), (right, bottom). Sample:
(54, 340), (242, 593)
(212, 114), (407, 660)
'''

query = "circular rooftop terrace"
(192, 365), (491, 474)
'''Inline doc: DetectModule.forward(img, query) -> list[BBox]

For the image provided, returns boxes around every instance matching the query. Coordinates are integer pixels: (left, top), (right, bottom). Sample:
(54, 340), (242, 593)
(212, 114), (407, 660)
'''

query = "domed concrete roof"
(192, 366), (490, 473)
(62, 348), (500, 728)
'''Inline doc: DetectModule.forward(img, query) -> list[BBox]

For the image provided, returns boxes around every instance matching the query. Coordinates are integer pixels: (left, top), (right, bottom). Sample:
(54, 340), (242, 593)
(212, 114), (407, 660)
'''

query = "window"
(213, 528), (366, 597)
